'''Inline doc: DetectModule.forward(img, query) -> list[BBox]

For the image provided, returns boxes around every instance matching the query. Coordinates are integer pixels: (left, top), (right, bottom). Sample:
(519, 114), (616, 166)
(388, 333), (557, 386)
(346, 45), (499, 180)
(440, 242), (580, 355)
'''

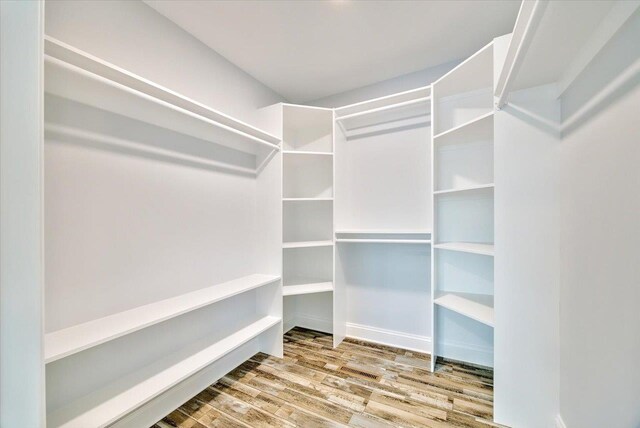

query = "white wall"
(45, 0), (284, 130)
(0, 2), (45, 426)
(558, 12), (640, 428)
(309, 61), (459, 108)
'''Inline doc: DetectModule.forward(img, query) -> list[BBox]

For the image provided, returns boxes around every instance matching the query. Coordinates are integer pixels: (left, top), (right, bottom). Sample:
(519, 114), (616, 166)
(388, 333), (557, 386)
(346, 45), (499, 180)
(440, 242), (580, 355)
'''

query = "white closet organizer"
(334, 87), (433, 352)
(44, 37), (282, 428)
(280, 104), (339, 342)
(431, 41), (496, 371)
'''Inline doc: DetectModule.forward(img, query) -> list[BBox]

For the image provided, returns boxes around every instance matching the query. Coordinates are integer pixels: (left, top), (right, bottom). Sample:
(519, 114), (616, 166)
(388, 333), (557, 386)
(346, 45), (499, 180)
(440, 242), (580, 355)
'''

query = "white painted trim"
(283, 314), (297, 334)
(346, 323), (431, 354)
(555, 414), (567, 428)
(286, 317), (495, 367)
(437, 338), (494, 368)
(0, 1), (45, 426)
(293, 314), (333, 334)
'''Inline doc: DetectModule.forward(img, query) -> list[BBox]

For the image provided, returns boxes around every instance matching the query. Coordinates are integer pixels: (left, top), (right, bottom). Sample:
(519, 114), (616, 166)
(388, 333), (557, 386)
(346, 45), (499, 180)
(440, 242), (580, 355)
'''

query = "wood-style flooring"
(151, 327), (502, 428)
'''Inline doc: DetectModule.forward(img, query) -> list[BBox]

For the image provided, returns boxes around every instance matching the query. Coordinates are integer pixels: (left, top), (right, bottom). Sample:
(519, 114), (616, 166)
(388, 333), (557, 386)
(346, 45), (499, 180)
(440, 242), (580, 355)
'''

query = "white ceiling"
(145, 0), (520, 103)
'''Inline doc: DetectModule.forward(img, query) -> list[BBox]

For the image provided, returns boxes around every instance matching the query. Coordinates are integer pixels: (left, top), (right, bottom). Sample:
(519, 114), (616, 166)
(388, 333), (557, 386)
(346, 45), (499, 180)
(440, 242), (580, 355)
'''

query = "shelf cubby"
(433, 42), (494, 136)
(44, 274), (280, 364)
(284, 197), (333, 244)
(282, 104), (333, 153)
(44, 37), (280, 157)
(283, 153), (333, 199)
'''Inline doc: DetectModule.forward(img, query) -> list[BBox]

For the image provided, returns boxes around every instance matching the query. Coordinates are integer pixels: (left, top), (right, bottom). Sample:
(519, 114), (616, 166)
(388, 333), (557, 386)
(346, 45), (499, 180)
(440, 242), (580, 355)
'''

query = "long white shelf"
(434, 183), (494, 195)
(434, 292), (494, 327)
(282, 240), (333, 249)
(44, 274), (280, 363)
(434, 242), (494, 257)
(47, 316), (281, 428)
(44, 36), (280, 156)
(337, 239), (431, 244)
(433, 111), (494, 140)
(283, 279), (334, 296)
(283, 150), (333, 156)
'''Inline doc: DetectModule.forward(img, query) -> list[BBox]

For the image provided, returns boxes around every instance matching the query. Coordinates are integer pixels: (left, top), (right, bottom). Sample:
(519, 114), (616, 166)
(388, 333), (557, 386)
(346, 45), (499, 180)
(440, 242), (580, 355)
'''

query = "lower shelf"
(434, 292), (494, 327)
(47, 316), (281, 428)
(283, 280), (333, 296)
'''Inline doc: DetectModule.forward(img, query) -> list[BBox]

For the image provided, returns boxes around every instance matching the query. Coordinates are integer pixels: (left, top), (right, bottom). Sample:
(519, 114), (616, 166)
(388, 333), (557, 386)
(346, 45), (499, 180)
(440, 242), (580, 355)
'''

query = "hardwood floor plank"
(152, 327), (498, 427)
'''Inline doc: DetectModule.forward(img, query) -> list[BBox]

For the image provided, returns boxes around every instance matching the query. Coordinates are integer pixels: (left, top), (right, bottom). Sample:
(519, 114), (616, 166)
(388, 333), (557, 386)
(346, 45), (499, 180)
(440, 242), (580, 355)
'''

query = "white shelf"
(44, 36), (280, 156)
(433, 111), (494, 140)
(282, 198), (333, 202)
(335, 97), (430, 122)
(434, 242), (494, 257)
(434, 183), (494, 195)
(335, 229), (431, 235)
(283, 150), (333, 156)
(47, 316), (281, 428)
(282, 240), (333, 249)
(434, 292), (494, 327)
(495, 0), (631, 105)
(433, 41), (494, 99)
(337, 239), (431, 244)
(335, 86), (431, 117)
(44, 274), (280, 363)
(283, 279), (334, 296)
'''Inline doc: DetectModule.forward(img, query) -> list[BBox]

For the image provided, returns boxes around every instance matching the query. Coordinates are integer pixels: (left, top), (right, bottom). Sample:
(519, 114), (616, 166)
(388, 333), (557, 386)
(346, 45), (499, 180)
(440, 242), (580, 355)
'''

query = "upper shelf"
(44, 36), (281, 156)
(335, 86), (431, 117)
(335, 86), (431, 132)
(495, 0), (637, 107)
(433, 41), (494, 100)
(44, 274), (280, 364)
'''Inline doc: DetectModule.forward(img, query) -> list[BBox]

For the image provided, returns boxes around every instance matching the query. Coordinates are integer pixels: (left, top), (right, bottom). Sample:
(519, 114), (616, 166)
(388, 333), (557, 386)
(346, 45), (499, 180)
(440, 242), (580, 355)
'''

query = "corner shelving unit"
(431, 40), (496, 371)
(43, 36), (283, 428)
(281, 104), (336, 337)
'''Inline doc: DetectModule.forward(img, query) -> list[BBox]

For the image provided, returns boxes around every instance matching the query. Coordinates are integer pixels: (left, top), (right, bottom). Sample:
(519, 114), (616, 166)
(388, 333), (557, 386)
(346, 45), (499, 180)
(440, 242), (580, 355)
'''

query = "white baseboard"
(556, 414), (567, 428)
(346, 322), (432, 354)
(287, 317), (493, 367)
(292, 314), (333, 334)
(437, 338), (494, 368)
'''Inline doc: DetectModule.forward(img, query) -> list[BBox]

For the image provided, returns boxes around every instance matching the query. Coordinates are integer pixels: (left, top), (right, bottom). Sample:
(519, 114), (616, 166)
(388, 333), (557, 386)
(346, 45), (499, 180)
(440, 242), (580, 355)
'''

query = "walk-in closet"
(2, 1), (639, 428)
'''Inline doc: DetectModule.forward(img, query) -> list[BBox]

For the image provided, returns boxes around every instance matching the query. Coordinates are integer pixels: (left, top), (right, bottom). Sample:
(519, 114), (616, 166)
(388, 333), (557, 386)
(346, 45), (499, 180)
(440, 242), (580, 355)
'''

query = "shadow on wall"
(45, 94), (257, 177)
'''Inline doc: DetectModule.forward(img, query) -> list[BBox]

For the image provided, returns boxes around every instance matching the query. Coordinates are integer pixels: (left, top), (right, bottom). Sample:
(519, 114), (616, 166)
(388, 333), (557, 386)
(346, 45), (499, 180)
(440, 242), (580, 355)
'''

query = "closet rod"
(494, 0), (547, 108)
(335, 97), (430, 122)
